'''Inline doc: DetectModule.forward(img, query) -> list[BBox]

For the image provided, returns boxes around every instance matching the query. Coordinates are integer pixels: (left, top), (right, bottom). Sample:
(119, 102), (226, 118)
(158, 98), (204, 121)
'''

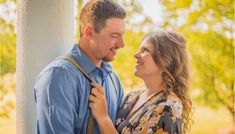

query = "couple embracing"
(34, 0), (192, 134)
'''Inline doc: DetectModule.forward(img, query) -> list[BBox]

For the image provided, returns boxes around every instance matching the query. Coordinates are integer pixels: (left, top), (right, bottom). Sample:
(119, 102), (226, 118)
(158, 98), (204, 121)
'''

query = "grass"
(191, 105), (234, 134)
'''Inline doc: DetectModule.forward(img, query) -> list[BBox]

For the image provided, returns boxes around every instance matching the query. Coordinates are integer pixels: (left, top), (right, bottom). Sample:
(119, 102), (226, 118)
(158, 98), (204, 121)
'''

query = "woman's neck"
(142, 74), (163, 96)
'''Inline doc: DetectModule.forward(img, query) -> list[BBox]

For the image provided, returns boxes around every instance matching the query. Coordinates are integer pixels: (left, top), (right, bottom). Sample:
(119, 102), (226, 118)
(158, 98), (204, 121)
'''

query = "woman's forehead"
(140, 40), (154, 50)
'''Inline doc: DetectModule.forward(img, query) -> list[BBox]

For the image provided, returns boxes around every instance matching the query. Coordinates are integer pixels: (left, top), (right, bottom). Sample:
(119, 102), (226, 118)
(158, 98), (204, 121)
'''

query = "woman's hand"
(89, 83), (119, 134)
(89, 83), (109, 123)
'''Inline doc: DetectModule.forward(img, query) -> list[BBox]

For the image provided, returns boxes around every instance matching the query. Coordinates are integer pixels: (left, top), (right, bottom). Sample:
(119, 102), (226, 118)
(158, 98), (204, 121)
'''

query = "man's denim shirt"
(34, 44), (124, 134)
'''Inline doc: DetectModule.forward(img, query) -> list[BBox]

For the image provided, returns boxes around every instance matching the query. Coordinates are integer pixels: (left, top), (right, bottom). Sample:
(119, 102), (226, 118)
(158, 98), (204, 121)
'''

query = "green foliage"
(0, 0), (16, 3)
(0, 33), (16, 75)
(0, 73), (15, 118)
(186, 30), (233, 108)
(0, 2), (16, 75)
(0, 0), (16, 119)
(0, 0), (7, 3)
(162, 0), (192, 10)
(160, 0), (234, 115)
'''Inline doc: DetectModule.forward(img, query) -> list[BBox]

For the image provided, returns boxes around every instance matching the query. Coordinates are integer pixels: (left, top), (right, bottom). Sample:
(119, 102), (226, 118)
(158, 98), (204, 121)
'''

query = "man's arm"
(34, 67), (79, 134)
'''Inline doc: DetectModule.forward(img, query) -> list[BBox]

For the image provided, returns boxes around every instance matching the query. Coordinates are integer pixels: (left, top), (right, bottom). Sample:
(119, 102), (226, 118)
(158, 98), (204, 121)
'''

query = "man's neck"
(78, 41), (102, 68)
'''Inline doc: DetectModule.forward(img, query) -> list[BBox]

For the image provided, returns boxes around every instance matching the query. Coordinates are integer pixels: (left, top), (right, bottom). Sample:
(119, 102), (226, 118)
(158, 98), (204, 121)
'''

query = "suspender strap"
(56, 56), (93, 83)
(109, 73), (118, 97)
(56, 55), (119, 134)
(56, 55), (94, 134)
(87, 115), (94, 134)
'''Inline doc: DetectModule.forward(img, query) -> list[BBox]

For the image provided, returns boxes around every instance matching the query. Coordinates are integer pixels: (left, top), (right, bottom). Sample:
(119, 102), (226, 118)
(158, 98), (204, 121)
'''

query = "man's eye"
(111, 36), (118, 38)
(111, 34), (119, 38)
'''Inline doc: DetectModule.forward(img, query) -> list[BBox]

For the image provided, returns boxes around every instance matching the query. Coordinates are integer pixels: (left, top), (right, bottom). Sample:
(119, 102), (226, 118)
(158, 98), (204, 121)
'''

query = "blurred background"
(0, 0), (234, 133)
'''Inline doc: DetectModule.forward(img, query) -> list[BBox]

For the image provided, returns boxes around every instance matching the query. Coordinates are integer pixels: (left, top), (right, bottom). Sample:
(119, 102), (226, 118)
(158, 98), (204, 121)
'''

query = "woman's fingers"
(91, 83), (104, 94)
(89, 101), (93, 108)
(89, 84), (109, 121)
(89, 93), (96, 103)
(91, 87), (102, 97)
(89, 87), (105, 105)
(89, 101), (97, 111)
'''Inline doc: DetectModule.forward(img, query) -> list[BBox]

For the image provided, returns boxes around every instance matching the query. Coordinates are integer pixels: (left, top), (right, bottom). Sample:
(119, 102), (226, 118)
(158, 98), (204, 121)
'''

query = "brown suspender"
(56, 55), (118, 134)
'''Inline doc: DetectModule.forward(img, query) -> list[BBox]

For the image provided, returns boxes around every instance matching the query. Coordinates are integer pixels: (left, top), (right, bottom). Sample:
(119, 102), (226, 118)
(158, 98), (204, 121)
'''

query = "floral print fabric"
(115, 90), (183, 134)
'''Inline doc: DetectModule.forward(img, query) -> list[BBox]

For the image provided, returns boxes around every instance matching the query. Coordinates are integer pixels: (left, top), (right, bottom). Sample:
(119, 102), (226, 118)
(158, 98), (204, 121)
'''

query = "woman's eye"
(142, 49), (149, 53)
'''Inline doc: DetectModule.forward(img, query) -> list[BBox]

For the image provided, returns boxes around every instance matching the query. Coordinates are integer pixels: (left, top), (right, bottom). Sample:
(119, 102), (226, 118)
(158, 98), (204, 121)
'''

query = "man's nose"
(117, 37), (124, 48)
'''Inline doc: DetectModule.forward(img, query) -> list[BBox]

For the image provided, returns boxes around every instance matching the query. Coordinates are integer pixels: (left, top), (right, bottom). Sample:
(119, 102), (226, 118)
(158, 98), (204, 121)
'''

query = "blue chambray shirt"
(34, 44), (124, 134)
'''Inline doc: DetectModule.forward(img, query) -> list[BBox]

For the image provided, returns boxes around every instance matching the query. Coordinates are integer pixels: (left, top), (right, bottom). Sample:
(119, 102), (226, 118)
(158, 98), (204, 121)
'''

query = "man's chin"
(103, 56), (115, 62)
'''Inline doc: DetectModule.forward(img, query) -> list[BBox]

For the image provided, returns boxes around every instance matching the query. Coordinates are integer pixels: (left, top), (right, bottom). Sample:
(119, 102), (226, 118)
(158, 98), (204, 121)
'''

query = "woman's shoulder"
(158, 92), (183, 118)
(147, 92), (183, 134)
(126, 89), (144, 96)
(126, 89), (144, 98)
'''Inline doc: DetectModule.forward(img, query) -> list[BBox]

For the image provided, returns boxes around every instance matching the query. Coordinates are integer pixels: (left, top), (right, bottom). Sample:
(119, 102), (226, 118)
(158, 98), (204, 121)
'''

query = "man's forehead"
(102, 18), (125, 33)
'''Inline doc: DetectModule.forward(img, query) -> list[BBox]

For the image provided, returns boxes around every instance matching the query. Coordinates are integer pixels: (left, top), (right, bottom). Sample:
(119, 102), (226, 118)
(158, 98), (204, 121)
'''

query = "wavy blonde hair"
(143, 30), (192, 134)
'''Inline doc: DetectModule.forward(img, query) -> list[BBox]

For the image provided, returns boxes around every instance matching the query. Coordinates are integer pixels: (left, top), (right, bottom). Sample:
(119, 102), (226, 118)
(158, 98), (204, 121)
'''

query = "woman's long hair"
(143, 31), (192, 134)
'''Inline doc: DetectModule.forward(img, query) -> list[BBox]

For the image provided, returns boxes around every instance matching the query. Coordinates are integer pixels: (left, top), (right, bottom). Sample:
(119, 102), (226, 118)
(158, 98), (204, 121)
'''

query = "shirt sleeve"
(34, 67), (79, 134)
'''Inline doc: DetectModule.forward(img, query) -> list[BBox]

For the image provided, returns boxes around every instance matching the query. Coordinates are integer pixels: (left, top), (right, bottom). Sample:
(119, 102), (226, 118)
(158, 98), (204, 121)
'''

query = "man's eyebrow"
(110, 32), (121, 35)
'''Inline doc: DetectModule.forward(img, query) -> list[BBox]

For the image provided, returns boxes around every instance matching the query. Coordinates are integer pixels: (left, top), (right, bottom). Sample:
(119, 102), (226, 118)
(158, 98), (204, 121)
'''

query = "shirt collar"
(68, 44), (113, 75)
(101, 61), (113, 73)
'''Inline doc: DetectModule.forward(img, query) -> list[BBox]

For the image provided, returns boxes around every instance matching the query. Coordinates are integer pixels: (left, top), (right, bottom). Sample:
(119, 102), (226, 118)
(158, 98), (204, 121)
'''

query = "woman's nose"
(134, 52), (140, 58)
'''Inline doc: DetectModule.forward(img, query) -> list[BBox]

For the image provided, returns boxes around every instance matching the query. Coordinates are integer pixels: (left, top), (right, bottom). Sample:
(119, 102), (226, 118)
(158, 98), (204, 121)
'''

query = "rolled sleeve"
(34, 67), (79, 134)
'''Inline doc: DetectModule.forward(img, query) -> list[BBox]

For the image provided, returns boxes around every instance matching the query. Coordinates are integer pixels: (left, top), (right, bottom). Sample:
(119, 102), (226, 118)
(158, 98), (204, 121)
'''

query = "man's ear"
(83, 26), (93, 39)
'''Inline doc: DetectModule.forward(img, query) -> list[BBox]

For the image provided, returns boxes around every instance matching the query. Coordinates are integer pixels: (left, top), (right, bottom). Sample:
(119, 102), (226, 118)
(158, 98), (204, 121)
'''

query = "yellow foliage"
(0, 73), (16, 118)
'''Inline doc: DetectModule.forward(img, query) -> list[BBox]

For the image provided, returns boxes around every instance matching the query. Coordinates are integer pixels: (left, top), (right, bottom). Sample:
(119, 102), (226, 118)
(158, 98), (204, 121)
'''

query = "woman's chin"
(134, 69), (141, 77)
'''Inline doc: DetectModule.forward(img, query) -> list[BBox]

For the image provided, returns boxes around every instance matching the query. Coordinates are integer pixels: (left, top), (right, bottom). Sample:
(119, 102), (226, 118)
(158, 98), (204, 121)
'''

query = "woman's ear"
(161, 59), (168, 68)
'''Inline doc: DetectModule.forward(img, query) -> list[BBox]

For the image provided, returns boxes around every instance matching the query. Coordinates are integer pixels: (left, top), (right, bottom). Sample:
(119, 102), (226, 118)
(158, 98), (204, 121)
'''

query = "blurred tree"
(0, 73), (15, 118)
(0, 0), (16, 75)
(160, 0), (234, 116)
(0, 0), (16, 119)
(0, 18), (16, 75)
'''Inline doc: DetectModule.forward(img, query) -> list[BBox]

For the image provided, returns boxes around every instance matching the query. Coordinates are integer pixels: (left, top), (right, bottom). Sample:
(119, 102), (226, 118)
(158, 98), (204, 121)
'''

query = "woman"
(89, 30), (192, 134)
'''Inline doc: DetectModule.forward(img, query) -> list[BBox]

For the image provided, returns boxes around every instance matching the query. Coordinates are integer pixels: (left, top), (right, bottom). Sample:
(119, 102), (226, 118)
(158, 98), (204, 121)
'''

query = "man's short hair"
(79, 0), (126, 37)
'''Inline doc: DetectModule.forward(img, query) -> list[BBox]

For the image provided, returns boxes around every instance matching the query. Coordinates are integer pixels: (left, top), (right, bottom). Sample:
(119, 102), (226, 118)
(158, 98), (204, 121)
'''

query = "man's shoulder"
(37, 59), (83, 79)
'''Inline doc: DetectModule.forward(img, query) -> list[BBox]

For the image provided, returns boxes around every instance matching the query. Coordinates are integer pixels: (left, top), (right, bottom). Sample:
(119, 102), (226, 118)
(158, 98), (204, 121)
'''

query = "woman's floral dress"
(115, 90), (183, 134)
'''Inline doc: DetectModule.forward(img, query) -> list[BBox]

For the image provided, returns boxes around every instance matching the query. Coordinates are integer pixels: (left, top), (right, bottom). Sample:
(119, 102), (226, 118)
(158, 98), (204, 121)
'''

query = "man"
(34, 0), (126, 133)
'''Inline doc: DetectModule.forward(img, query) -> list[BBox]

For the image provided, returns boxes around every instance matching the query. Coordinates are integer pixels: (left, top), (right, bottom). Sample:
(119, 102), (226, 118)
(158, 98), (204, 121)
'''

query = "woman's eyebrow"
(141, 47), (150, 52)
